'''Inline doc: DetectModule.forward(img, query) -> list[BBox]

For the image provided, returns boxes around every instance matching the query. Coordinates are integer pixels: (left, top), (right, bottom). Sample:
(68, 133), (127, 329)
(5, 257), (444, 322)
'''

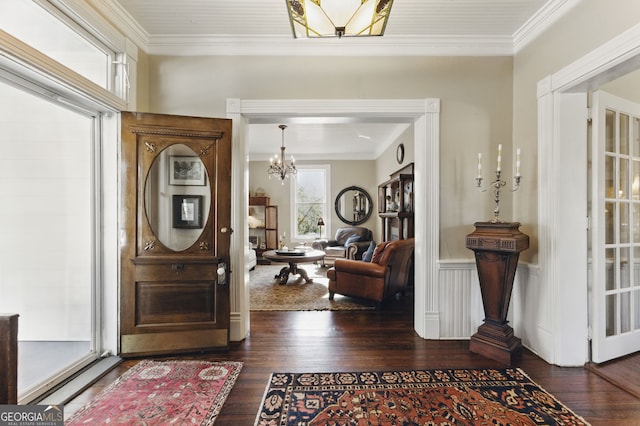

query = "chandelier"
(286, 0), (394, 38)
(268, 124), (297, 182)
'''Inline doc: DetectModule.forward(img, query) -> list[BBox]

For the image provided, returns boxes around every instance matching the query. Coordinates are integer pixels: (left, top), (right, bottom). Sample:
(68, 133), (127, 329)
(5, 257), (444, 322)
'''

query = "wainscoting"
(437, 261), (484, 339)
(437, 261), (550, 361)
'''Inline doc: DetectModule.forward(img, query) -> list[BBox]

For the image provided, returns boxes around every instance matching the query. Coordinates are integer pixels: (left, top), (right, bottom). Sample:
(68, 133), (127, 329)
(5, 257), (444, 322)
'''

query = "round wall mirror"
(145, 144), (210, 251)
(334, 186), (373, 226)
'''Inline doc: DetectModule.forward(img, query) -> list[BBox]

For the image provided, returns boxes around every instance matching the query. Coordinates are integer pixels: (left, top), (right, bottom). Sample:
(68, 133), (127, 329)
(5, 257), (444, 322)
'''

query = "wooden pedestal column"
(466, 222), (529, 365)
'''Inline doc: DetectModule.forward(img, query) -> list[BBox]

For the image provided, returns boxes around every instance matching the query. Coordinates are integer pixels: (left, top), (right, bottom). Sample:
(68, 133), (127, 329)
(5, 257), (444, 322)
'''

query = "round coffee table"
(262, 249), (326, 285)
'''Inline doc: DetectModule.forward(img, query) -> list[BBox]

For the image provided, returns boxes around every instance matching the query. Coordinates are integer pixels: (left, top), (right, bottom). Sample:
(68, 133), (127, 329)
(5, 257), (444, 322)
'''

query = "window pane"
(606, 248), (615, 291)
(605, 155), (615, 198)
(605, 202), (615, 244)
(294, 167), (328, 239)
(620, 113), (629, 155)
(621, 291), (631, 333)
(0, 0), (112, 89)
(620, 202), (630, 243)
(606, 294), (616, 337)
(633, 161), (640, 200)
(633, 117), (640, 157)
(635, 289), (640, 331)
(0, 80), (94, 396)
(620, 247), (630, 289)
(605, 109), (615, 152)
(619, 158), (629, 199)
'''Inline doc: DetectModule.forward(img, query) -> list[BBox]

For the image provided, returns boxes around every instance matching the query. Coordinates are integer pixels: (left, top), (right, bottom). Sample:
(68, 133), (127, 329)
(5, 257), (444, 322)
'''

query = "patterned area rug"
(250, 263), (375, 311)
(254, 368), (590, 425)
(66, 360), (242, 425)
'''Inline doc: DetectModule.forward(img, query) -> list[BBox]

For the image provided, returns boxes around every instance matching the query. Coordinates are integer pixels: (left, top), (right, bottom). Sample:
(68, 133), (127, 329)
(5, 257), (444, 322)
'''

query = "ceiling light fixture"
(286, 0), (394, 39)
(269, 124), (297, 182)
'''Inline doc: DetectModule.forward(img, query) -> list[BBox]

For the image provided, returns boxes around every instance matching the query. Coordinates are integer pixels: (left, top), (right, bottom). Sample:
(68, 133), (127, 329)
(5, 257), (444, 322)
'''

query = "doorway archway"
(537, 23), (640, 366)
(226, 98), (441, 340)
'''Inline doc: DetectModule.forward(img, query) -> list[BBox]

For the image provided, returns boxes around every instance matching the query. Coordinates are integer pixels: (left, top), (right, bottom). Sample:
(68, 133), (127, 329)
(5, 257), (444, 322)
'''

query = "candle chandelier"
(286, 0), (394, 38)
(269, 124), (297, 182)
(475, 144), (522, 223)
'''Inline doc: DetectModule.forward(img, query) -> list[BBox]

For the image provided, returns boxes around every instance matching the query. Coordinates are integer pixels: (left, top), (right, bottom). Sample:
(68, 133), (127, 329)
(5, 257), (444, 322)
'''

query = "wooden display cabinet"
(378, 163), (414, 241)
(249, 196), (278, 263)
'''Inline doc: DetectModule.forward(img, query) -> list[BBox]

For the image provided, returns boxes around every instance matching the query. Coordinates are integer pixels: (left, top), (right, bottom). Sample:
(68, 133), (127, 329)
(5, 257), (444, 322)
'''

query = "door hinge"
(587, 325), (592, 340)
(587, 106), (593, 123)
(586, 216), (591, 231)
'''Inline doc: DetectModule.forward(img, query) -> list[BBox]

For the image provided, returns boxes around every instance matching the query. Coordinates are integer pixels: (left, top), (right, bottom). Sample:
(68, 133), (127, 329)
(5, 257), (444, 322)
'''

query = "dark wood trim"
(0, 314), (18, 404)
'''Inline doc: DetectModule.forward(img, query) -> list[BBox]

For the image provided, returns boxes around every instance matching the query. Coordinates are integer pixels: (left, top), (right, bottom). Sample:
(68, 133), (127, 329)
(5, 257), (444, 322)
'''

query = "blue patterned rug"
(254, 368), (590, 425)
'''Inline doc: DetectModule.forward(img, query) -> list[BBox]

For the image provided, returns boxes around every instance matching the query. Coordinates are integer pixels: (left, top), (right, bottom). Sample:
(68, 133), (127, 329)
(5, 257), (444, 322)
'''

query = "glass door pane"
(592, 91), (640, 362)
(0, 80), (96, 400)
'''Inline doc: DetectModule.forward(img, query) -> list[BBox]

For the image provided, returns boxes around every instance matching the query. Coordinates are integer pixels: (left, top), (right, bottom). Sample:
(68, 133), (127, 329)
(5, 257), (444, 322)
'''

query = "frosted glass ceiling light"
(286, 0), (393, 38)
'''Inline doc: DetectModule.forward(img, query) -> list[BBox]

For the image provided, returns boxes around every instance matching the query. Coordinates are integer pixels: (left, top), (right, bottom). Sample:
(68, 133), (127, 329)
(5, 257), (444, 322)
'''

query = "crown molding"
(146, 34), (515, 56)
(513, 0), (581, 53)
(87, 1), (573, 57)
(86, 0), (149, 51)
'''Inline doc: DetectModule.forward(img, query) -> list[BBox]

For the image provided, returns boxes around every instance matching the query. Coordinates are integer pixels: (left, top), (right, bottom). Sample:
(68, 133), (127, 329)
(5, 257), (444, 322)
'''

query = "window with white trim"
(291, 165), (331, 241)
(0, 0), (117, 90)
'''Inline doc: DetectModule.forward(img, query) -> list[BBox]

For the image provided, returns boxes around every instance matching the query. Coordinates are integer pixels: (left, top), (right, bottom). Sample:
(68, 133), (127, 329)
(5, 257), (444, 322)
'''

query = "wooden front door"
(120, 112), (232, 357)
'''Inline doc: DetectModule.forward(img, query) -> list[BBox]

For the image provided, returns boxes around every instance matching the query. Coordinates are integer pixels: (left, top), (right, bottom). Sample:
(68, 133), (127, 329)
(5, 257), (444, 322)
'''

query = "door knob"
(220, 227), (234, 234)
(217, 262), (227, 285)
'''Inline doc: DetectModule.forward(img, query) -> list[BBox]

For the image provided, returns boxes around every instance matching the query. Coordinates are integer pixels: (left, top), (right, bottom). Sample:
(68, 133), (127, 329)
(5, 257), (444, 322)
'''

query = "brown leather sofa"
(311, 226), (373, 265)
(327, 238), (414, 307)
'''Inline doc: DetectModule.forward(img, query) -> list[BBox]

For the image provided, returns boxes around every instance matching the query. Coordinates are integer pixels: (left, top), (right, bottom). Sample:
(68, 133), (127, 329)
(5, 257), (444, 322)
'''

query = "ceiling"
(107, 0), (567, 160)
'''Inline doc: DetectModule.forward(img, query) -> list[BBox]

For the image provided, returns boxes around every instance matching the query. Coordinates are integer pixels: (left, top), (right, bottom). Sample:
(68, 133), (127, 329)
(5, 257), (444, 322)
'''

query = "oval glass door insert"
(145, 144), (210, 251)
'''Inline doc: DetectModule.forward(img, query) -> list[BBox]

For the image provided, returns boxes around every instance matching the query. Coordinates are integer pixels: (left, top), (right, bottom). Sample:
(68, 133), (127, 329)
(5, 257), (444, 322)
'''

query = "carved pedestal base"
(466, 221), (529, 366)
(470, 321), (522, 365)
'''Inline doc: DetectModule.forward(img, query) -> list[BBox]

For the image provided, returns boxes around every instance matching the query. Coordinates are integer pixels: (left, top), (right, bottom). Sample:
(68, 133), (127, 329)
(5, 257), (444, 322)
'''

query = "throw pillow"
(362, 241), (376, 262)
(371, 242), (390, 264)
(344, 234), (362, 246)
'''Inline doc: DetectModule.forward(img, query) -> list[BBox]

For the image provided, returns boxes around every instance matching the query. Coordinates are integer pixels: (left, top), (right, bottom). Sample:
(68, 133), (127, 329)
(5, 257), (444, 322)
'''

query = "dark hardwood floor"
(64, 292), (640, 425)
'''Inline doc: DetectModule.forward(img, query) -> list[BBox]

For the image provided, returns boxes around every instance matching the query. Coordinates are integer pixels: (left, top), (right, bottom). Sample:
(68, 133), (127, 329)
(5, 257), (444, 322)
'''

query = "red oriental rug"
(254, 368), (590, 425)
(66, 359), (242, 425)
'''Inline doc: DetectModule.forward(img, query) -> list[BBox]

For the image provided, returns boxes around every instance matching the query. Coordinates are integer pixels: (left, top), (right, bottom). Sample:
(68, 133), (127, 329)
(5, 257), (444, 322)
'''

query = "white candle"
(497, 144), (502, 172)
(477, 153), (482, 178)
(516, 148), (521, 177)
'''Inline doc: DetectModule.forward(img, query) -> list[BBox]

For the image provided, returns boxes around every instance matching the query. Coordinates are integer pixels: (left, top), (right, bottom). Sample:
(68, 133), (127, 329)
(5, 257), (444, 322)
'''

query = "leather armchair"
(312, 226), (373, 265)
(327, 239), (414, 308)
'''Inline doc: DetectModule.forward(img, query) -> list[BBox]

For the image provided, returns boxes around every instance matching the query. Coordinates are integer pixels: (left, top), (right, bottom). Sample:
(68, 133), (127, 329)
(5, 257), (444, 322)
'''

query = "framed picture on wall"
(172, 195), (204, 228)
(169, 155), (206, 186)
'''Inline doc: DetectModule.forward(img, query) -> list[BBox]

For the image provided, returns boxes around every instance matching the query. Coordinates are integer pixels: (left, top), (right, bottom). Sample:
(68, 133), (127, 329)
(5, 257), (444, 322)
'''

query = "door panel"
(120, 112), (231, 357)
(592, 91), (640, 363)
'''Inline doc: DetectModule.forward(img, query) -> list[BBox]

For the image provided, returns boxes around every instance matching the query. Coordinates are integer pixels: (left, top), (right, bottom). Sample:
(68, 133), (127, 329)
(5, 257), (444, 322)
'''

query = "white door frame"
(537, 23), (640, 366)
(226, 98), (441, 341)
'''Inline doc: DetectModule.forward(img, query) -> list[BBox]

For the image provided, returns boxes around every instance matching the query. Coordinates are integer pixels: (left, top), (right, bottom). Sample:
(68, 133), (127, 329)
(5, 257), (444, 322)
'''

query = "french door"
(591, 90), (640, 363)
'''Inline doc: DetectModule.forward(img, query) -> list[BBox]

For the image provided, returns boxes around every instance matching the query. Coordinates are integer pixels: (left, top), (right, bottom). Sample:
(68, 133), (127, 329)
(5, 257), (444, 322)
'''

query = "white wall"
(513, 0), (640, 263)
(149, 56), (513, 260)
